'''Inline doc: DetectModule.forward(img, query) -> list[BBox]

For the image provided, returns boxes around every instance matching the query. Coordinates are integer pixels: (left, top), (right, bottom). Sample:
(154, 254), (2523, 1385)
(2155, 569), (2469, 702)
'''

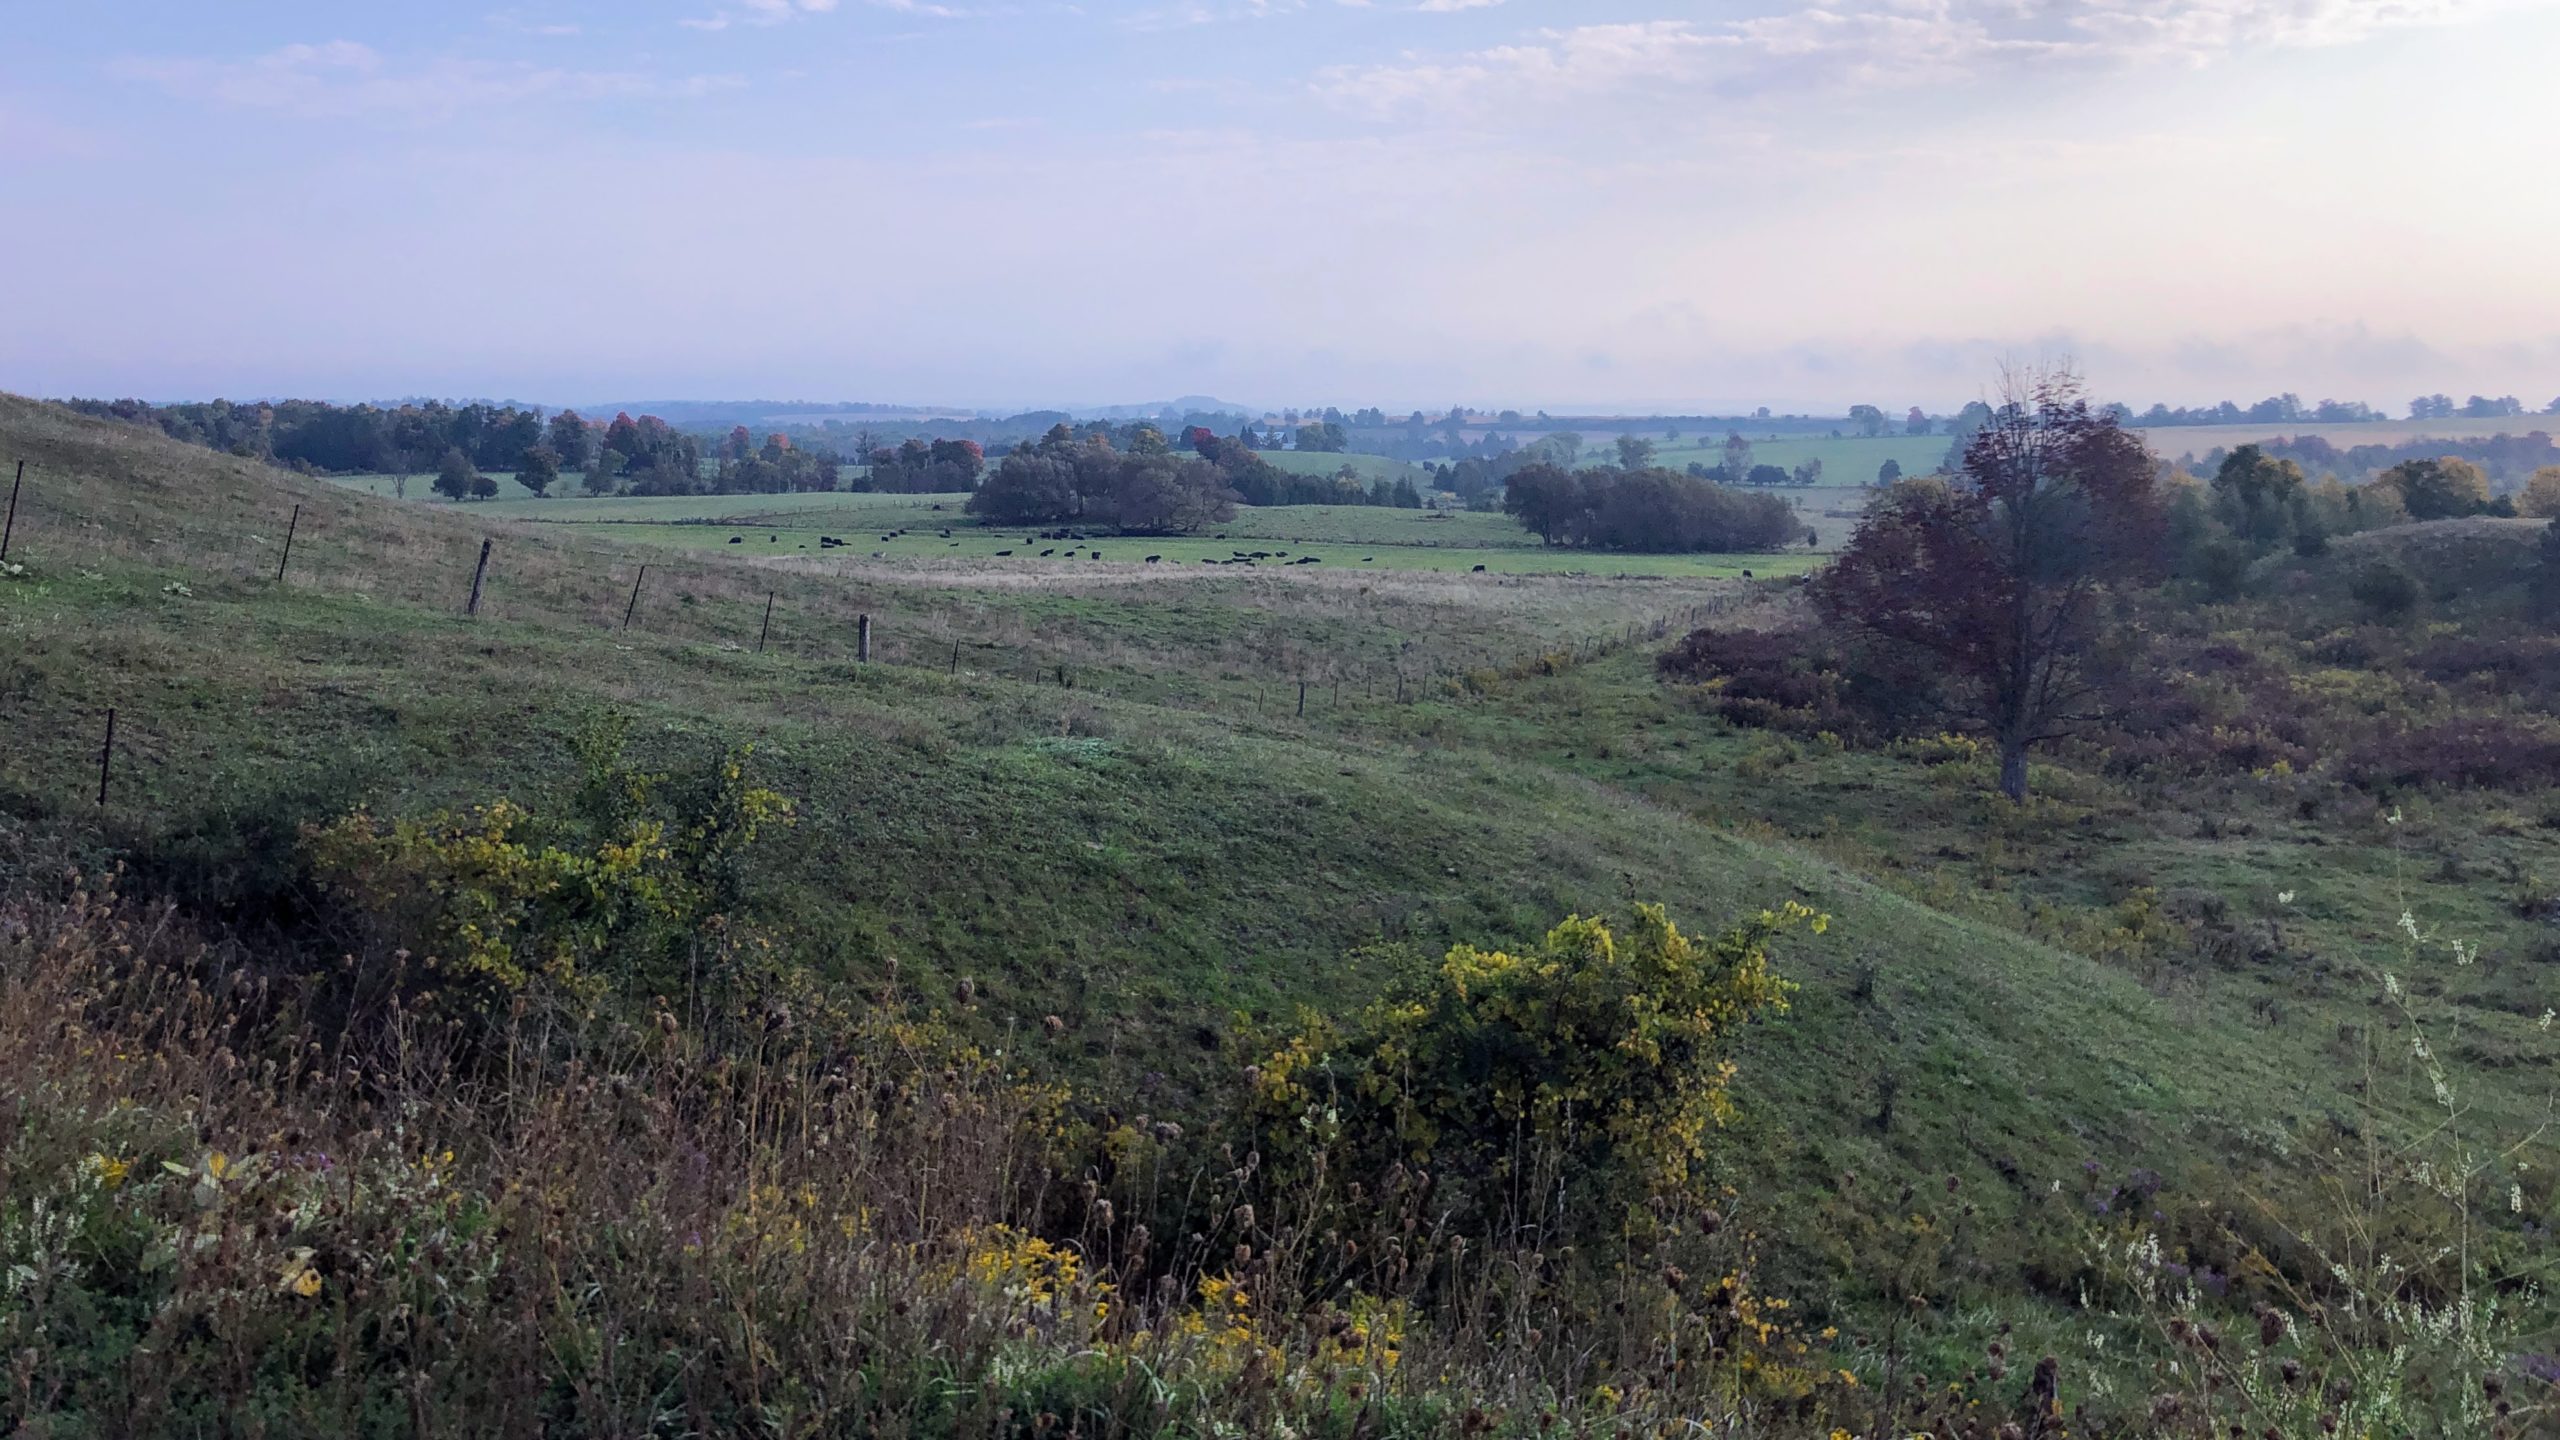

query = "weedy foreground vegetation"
(3, 389), (2558, 1437)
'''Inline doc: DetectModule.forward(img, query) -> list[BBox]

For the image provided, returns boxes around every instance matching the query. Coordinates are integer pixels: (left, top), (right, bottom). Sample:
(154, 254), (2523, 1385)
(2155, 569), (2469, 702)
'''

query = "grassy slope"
(0, 393), (2405, 1300)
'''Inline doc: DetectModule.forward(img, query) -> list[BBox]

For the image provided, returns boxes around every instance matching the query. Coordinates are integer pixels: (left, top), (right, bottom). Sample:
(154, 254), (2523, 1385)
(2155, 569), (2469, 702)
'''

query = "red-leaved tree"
(1811, 366), (2163, 802)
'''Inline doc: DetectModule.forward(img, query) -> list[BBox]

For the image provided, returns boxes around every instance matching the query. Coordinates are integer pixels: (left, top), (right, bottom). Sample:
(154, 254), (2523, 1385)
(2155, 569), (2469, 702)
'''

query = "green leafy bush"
(1248, 903), (1808, 1218)
(305, 721), (790, 1003)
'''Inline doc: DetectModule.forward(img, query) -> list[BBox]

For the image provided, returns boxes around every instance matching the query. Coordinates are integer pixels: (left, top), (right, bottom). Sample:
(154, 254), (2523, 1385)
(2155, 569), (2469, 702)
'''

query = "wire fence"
(6, 460), (1768, 807)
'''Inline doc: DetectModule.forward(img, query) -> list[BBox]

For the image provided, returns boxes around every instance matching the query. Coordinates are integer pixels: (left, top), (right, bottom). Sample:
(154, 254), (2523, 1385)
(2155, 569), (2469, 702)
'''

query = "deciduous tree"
(2374, 457), (2491, 520)
(433, 447), (477, 501)
(2519, 466), (2560, 520)
(516, 445), (561, 498)
(1812, 367), (2163, 803)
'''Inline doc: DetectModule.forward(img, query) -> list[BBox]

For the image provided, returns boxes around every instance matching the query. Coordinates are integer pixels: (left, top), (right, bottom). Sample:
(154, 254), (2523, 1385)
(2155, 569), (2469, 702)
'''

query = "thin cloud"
(1317, 0), (2519, 119)
(111, 41), (744, 120)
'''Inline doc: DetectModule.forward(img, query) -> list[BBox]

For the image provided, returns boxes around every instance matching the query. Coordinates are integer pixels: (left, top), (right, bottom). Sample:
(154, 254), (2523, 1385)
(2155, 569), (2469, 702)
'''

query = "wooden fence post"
(465, 539), (492, 616)
(857, 614), (871, 663)
(2, 460), (23, 563)
(1297, 680), (1307, 718)
(949, 642), (960, 677)
(97, 708), (116, 806)
(757, 592), (775, 652)
(622, 565), (648, 630)
(275, 504), (300, 584)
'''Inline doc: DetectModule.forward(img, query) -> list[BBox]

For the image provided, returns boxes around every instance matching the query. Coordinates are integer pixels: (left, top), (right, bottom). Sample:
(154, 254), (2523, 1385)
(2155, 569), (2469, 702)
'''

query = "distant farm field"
(1604, 431), (1948, 486)
(2136, 415), (2557, 455)
(1252, 450), (1430, 483)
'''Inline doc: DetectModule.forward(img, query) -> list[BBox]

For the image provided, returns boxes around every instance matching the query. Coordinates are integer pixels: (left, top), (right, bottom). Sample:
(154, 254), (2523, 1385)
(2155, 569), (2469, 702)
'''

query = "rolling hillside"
(0, 391), (2285, 1296)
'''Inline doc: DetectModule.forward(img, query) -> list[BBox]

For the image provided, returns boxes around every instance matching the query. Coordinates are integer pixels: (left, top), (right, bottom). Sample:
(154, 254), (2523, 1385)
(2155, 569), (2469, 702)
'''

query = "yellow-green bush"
(1250, 903), (1808, 1214)
(306, 721), (791, 1003)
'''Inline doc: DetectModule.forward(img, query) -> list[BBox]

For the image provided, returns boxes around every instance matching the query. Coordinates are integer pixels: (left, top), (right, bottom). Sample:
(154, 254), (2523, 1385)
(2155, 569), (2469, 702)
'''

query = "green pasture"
(359, 489), (1823, 576)
(1251, 449), (1431, 483)
(570, 520), (1819, 578)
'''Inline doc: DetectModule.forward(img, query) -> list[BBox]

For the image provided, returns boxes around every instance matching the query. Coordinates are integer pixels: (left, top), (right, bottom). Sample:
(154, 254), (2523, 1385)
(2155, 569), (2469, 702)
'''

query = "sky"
(2, 1), (2557, 414)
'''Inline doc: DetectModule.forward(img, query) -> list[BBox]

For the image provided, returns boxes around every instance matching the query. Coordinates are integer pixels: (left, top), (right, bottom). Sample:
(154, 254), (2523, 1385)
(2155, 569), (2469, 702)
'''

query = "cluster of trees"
(1502, 463), (1803, 553)
(864, 438), (985, 493)
(2196, 429), (2560, 488)
(2129, 393), (2553, 427)
(1675, 367), (2560, 806)
(1843, 404), (1934, 437)
(2166, 447), (2541, 593)
(1182, 430), (1424, 508)
(697, 429), (845, 495)
(59, 396), (724, 499)
(2407, 393), (2542, 420)
(2128, 395), (2382, 427)
(63, 396), (559, 476)
(966, 425), (1237, 533)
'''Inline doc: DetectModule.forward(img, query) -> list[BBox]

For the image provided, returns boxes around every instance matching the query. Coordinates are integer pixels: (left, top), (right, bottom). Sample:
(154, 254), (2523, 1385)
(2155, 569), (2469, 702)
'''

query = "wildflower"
(278, 1249), (323, 1297)
(2542, 1010), (2555, 1032)
(2277, 890), (2296, 905)
(2514, 1184), (2526, 1215)
(2399, 910), (2420, 940)
(2384, 972), (2402, 998)
(85, 1154), (131, 1189)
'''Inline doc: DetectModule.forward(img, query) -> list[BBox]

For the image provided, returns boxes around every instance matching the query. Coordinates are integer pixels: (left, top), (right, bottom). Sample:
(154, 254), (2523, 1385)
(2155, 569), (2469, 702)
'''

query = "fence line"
(5, 476), (1778, 808)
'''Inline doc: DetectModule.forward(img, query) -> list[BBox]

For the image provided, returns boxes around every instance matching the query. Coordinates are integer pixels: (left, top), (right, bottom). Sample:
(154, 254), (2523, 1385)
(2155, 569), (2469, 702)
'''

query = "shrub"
(2347, 557), (2420, 622)
(305, 721), (791, 1005)
(2341, 717), (2560, 793)
(1656, 625), (1941, 743)
(1247, 904), (1809, 1222)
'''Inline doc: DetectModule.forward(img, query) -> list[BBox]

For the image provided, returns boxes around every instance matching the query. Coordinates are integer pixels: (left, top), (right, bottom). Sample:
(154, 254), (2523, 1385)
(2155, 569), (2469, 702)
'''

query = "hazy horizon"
(5, 2), (2556, 412)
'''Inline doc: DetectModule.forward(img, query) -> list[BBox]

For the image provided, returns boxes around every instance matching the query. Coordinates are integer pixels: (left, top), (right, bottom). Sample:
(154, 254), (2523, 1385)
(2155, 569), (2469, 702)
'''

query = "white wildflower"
(2513, 1184), (2525, 1215)
(2276, 890), (2296, 906)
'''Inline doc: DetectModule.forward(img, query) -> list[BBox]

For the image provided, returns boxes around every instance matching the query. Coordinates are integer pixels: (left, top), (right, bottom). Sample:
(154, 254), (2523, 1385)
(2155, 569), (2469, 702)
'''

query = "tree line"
(2183, 429), (2559, 488)
(1501, 463), (1804, 553)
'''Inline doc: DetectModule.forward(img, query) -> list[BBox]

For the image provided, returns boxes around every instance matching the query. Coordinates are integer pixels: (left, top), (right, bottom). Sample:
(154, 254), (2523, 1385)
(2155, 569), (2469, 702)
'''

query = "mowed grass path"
(331, 484), (1822, 577)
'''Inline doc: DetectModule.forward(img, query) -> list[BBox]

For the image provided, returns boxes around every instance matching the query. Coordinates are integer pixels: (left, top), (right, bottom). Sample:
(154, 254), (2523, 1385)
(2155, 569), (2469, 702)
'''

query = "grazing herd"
(704, 522), (1519, 576)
